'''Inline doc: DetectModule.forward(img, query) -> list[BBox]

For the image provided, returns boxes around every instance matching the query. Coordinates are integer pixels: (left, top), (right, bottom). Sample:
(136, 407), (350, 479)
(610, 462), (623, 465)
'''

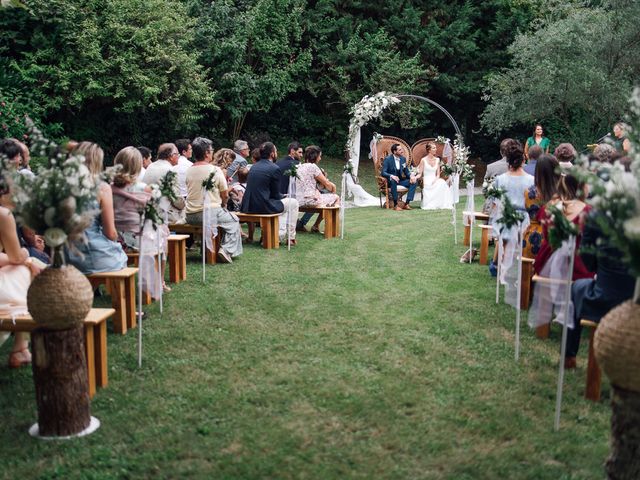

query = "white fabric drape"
(345, 128), (383, 207)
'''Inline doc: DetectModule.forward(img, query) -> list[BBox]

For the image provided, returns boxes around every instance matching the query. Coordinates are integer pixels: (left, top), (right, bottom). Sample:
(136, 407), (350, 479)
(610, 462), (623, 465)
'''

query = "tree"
(0, 0), (213, 151)
(481, 0), (640, 149)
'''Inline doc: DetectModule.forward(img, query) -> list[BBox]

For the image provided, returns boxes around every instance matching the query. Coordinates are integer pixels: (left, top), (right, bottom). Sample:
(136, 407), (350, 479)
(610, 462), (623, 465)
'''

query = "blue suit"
(240, 159), (284, 214)
(381, 154), (417, 205)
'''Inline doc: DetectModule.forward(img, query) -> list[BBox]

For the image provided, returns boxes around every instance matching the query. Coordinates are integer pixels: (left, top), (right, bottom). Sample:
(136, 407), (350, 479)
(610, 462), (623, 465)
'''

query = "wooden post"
(606, 386), (640, 479)
(31, 325), (91, 437)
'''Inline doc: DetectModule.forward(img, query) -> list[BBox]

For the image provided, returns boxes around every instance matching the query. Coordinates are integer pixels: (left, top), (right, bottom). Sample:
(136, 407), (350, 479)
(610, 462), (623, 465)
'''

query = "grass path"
(0, 201), (609, 479)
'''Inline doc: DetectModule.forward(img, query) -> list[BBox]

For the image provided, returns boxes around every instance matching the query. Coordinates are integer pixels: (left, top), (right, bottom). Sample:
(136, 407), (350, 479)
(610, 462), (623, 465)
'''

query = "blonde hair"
(74, 141), (104, 181)
(213, 148), (235, 169)
(113, 146), (142, 188)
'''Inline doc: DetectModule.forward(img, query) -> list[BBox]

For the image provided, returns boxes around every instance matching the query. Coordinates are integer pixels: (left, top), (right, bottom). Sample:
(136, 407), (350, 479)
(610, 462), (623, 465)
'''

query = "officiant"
(381, 143), (417, 211)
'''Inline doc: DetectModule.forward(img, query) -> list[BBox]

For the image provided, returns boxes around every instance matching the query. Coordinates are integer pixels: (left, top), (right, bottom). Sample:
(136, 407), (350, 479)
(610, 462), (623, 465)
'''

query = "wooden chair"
(581, 319), (602, 401)
(373, 136), (412, 209)
(410, 138), (453, 168)
(0, 308), (114, 398)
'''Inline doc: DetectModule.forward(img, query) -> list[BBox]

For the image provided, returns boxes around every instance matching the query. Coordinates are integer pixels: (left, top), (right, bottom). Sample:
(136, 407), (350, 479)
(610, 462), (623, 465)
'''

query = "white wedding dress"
(420, 157), (453, 210)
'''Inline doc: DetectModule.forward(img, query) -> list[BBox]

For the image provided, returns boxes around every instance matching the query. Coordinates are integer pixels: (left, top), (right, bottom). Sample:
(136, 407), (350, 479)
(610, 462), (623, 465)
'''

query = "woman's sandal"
(8, 348), (32, 369)
(311, 226), (323, 234)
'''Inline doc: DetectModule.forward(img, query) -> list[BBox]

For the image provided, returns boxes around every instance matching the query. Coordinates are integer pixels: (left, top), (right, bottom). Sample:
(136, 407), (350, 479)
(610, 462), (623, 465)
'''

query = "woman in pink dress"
(295, 145), (339, 233)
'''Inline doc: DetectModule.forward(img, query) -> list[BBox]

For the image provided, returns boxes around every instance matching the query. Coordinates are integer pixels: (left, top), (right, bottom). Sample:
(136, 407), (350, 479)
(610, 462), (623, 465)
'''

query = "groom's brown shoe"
(393, 205), (403, 211)
(402, 203), (412, 210)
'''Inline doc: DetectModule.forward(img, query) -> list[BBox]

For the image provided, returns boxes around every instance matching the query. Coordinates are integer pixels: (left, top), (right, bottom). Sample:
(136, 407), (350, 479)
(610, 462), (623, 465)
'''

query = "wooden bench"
(299, 206), (340, 239)
(236, 212), (280, 249)
(0, 308), (114, 398)
(581, 319), (602, 402)
(88, 267), (137, 334)
(462, 211), (490, 247)
(169, 223), (220, 263)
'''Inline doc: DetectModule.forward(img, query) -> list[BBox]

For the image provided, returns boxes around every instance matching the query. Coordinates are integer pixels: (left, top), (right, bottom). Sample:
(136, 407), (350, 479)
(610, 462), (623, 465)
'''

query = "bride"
(417, 142), (453, 210)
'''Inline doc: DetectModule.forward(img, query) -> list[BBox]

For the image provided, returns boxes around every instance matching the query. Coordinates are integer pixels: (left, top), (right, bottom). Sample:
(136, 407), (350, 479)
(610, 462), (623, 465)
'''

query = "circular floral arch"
(344, 92), (465, 207)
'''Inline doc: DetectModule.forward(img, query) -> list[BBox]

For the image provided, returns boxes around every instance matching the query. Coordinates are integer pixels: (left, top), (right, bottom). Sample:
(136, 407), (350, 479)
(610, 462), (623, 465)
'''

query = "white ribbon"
(201, 189), (218, 283)
(442, 141), (453, 165)
(463, 180), (475, 226)
(287, 176), (296, 250)
(451, 173), (460, 204)
(340, 172), (346, 239)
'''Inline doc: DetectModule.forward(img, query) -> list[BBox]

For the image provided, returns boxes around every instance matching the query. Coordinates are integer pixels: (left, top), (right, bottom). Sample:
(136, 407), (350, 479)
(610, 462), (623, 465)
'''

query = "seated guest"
(381, 143), (417, 211)
(250, 148), (260, 164)
(142, 143), (186, 224)
(111, 147), (151, 251)
(482, 138), (511, 214)
(137, 146), (153, 180)
(172, 139), (192, 199)
(416, 141), (453, 210)
(185, 137), (242, 263)
(228, 140), (250, 180)
(522, 154), (560, 258)
(592, 143), (616, 164)
(67, 142), (128, 273)
(213, 148), (236, 181)
(241, 142), (299, 244)
(0, 138), (22, 169)
(18, 227), (49, 264)
(565, 212), (635, 368)
(523, 145), (542, 176)
(227, 167), (248, 212)
(0, 171), (42, 367)
(489, 140), (534, 275)
(295, 145), (339, 233)
(554, 143), (577, 169)
(276, 141), (303, 195)
(7, 138), (35, 178)
(534, 174), (593, 280)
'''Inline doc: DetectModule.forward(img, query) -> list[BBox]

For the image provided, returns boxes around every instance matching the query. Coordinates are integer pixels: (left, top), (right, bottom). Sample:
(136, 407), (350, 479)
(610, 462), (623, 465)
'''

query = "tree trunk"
(606, 385), (640, 480)
(31, 324), (91, 437)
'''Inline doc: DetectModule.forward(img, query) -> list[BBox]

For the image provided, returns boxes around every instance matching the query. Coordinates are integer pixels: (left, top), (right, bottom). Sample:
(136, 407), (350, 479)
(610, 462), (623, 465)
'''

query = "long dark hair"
(534, 154), (559, 202)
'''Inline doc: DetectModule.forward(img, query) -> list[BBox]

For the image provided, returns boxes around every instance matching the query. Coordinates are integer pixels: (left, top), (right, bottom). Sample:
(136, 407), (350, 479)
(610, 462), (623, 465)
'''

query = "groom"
(381, 144), (417, 211)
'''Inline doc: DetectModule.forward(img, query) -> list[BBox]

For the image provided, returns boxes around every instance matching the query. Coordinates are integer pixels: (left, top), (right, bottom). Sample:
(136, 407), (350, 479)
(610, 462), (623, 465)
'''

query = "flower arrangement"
(343, 160), (354, 175)
(435, 135), (450, 144)
(499, 195), (526, 232)
(346, 92), (400, 157)
(482, 176), (505, 201)
(372, 132), (384, 142)
(201, 170), (220, 193)
(441, 135), (474, 184)
(159, 171), (178, 204)
(141, 184), (164, 229)
(544, 203), (579, 250)
(283, 162), (299, 179)
(11, 121), (98, 253)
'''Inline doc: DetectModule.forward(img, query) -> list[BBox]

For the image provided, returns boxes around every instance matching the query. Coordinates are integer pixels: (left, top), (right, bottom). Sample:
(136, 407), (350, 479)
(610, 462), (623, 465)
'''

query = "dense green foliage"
(481, 0), (640, 149)
(1, 0), (638, 158)
(0, 188), (610, 478)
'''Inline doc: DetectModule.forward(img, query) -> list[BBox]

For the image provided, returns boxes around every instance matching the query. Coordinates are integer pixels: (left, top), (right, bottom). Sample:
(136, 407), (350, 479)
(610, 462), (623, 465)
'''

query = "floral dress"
(295, 163), (339, 207)
(522, 185), (543, 258)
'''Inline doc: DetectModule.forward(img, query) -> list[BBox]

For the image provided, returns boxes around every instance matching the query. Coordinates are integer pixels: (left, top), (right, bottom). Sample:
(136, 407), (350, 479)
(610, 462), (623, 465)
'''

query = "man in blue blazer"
(381, 143), (417, 210)
(241, 142), (300, 243)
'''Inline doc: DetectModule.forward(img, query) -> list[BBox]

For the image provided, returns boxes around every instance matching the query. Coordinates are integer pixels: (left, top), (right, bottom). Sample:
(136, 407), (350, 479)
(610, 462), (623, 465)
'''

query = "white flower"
(624, 216), (640, 240)
(44, 227), (68, 247)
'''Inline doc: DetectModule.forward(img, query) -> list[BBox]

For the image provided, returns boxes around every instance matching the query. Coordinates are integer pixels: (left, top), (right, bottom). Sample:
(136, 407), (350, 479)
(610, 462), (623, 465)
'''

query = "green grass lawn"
(0, 166), (610, 479)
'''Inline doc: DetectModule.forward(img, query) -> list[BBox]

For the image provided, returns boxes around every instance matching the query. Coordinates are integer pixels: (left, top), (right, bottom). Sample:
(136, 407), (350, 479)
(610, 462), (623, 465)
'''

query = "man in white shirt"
(172, 138), (193, 198)
(143, 143), (186, 224)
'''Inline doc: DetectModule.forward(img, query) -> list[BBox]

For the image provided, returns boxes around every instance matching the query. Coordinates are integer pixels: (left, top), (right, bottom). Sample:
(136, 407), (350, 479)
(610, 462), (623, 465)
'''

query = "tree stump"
(606, 385), (640, 480)
(31, 324), (91, 437)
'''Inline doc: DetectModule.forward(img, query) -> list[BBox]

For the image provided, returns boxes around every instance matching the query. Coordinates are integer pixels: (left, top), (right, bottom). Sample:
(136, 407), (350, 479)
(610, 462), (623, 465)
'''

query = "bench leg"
(95, 319), (108, 389)
(479, 229), (489, 265)
(463, 224), (470, 247)
(179, 239), (187, 281)
(521, 260), (533, 310)
(331, 210), (339, 237)
(111, 279), (127, 334)
(261, 218), (277, 249)
(536, 323), (550, 339)
(169, 241), (179, 283)
(271, 218), (279, 248)
(84, 324), (96, 399)
(124, 275), (136, 330)
(585, 328), (602, 401)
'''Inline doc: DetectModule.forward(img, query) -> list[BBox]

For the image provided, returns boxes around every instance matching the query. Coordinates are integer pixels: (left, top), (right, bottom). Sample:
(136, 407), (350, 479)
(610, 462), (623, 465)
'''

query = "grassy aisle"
(0, 205), (609, 479)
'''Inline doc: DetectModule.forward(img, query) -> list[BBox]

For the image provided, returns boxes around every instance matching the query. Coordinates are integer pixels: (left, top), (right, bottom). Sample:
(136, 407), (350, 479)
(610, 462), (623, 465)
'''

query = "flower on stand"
(283, 162), (299, 179)
(141, 184), (165, 230)
(435, 135), (450, 144)
(10, 120), (98, 262)
(440, 135), (474, 184)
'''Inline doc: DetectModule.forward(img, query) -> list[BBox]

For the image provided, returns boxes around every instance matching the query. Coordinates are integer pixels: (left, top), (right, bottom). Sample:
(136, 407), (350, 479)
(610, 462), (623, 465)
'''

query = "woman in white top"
(416, 142), (453, 210)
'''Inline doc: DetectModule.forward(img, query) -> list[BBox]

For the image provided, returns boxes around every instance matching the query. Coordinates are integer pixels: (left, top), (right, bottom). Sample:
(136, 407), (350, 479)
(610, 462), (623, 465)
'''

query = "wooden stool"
(520, 257), (535, 310)
(298, 206), (340, 238)
(88, 268), (138, 334)
(581, 319), (602, 401)
(0, 308), (114, 398)
(236, 213), (280, 249)
(462, 211), (489, 246)
(168, 234), (189, 283)
(530, 274), (569, 339)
